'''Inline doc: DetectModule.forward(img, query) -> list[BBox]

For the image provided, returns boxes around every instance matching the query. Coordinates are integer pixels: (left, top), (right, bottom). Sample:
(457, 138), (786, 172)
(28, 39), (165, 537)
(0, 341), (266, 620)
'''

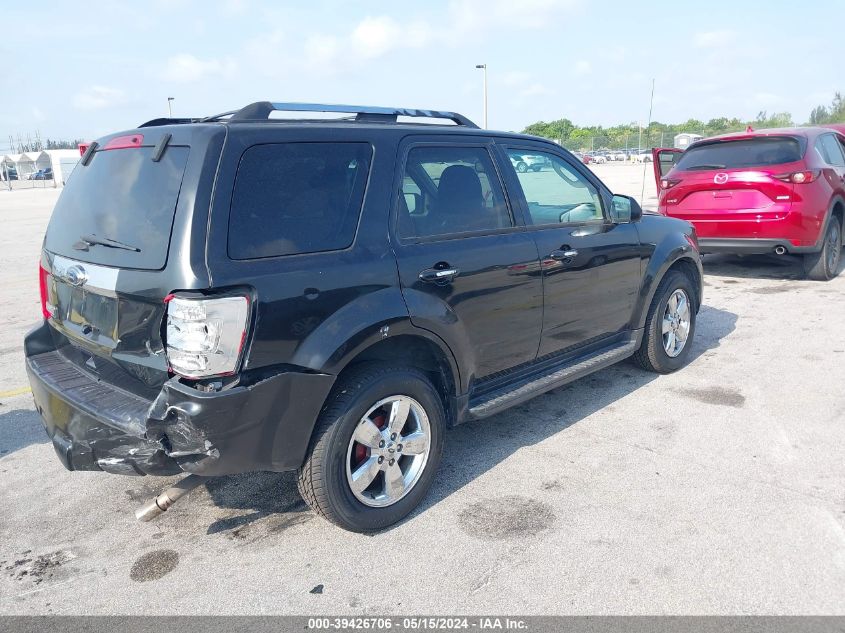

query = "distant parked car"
(510, 154), (548, 172)
(610, 151), (626, 161)
(571, 152), (592, 165)
(653, 126), (845, 280)
(28, 168), (54, 180)
(591, 155), (608, 164)
(632, 149), (652, 163)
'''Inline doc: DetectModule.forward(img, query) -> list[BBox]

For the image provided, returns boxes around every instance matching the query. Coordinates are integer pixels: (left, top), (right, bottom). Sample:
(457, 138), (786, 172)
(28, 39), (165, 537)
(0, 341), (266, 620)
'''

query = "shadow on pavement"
(0, 407), (48, 456)
(702, 250), (844, 281)
(199, 305), (738, 535)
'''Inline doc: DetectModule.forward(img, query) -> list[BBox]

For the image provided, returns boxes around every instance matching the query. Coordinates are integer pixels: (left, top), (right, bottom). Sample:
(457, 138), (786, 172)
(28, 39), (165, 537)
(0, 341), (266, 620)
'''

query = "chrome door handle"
(419, 267), (459, 283)
(550, 249), (578, 260)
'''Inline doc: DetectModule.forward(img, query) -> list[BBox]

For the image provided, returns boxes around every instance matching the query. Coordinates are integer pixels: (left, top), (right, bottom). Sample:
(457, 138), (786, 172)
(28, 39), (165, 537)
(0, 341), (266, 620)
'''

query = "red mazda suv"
(653, 127), (844, 280)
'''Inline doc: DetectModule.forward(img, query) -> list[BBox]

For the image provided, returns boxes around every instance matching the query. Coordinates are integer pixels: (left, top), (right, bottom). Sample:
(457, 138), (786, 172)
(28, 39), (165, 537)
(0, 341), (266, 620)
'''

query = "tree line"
(4, 138), (86, 154)
(522, 93), (845, 151)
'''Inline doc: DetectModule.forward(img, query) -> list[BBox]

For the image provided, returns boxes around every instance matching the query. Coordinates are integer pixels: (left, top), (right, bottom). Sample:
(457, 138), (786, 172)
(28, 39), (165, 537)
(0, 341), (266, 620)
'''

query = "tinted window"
(675, 137), (804, 170)
(817, 135), (845, 166)
(397, 146), (511, 238)
(506, 150), (603, 225)
(228, 143), (371, 259)
(44, 146), (189, 270)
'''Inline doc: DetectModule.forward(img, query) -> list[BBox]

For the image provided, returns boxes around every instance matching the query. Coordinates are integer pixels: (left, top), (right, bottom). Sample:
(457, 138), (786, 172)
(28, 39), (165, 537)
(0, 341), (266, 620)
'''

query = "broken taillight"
(164, 294), (250, 379)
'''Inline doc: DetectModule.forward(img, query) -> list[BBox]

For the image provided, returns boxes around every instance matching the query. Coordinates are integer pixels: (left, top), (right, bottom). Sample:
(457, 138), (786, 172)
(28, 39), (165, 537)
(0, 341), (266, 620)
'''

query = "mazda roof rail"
(201, 101), (479, 128)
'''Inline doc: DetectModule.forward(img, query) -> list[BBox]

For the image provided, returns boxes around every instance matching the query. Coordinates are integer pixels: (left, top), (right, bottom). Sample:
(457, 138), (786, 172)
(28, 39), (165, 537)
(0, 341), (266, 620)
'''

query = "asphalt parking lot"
(1, 164), (843, 615)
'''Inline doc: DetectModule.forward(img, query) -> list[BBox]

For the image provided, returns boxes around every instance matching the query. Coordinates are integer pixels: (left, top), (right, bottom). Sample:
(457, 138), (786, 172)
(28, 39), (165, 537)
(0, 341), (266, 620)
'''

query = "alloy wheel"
(826, 222), (841, 275)
(345, 396), (431, 508)
(662, 289), (691, 358)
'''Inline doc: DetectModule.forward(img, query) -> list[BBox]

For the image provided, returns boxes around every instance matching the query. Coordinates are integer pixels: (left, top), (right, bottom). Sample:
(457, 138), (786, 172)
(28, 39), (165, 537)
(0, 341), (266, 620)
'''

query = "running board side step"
(467, 338), (639, 420)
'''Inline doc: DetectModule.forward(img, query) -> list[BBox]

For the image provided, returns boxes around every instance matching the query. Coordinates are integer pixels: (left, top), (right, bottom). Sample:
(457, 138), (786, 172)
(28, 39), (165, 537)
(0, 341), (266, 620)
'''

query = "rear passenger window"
(397, 146), (511, 239)
(228, 142), (371, 259)
(817, 135), (845, 167)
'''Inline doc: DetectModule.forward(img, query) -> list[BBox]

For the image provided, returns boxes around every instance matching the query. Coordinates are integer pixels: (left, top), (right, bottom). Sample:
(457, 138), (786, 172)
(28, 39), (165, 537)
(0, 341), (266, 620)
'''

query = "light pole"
(167, 97), (175, 118)
(475, 64), (487, 128)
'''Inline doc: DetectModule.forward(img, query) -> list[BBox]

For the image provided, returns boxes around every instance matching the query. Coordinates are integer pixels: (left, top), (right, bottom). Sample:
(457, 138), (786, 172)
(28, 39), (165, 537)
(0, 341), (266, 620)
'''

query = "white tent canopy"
(0, 149), (81, 184)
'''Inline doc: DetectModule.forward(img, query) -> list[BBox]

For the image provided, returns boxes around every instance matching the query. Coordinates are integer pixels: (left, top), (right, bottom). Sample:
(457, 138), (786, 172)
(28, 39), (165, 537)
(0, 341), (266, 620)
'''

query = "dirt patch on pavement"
(681, 386), (746, 408)
(130, 550), (180, 582)
(458, 495), (556, 540)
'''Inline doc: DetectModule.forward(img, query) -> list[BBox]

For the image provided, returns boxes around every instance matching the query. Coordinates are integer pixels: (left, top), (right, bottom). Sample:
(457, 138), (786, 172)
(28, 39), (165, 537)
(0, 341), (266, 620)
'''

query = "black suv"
(25, 102), (703, 532)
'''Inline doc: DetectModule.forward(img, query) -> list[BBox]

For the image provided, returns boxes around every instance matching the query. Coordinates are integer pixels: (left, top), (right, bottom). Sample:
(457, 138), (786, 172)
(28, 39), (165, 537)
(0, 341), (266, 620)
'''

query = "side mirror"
(610, 194), (643, 223)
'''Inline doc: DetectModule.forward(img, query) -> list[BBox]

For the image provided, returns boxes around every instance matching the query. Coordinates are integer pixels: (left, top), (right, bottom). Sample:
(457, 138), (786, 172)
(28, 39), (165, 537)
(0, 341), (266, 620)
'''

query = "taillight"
(774, 170), (819, 184)
(164, 294), (250, 379)
(660, 178), (680, 190)
(38, 263), (54, 319)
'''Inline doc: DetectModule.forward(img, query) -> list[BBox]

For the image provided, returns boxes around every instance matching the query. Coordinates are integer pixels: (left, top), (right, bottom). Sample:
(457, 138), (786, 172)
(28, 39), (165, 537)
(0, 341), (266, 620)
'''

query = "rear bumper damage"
(24, 323), (335, 477)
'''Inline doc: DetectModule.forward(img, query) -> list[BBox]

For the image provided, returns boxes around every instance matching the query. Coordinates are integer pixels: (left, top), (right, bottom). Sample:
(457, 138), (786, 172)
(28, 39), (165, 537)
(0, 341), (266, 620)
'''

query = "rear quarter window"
(675, 136), (805, 170)
(227, 142), (372, 259)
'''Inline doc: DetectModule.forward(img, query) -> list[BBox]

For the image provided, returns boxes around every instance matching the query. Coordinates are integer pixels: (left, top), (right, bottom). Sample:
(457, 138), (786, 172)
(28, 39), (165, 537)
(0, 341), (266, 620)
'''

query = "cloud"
(501, 71), (530, 87)
(574, 60), (591, 76)
(520, 83), (553, 98)
(221, 0), (247, 15)
(260, 1), (579, 72)
(72, 86), (127, 110)
(448, 0), (580, 35)
(162, 54), (236, 82)
(305, 34), (341, 68)
(351, 16), (403, 59)
(693, 30), (735, 48)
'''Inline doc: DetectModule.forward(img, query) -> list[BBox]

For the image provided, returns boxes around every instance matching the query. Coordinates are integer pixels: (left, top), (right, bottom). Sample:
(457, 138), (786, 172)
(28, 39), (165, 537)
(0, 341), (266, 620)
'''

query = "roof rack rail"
(224, 101), (479, 128)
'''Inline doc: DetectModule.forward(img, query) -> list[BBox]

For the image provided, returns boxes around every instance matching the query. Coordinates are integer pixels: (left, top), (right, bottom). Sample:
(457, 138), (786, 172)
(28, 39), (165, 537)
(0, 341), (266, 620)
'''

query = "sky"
(1, 0), (843, 143)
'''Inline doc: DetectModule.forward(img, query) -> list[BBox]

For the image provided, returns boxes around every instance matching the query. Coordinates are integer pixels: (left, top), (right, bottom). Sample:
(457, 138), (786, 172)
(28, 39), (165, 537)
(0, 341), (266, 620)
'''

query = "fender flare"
(290, 286), (461, 393)
(633, 237), (703, 331)
(818, 195), (845, 248)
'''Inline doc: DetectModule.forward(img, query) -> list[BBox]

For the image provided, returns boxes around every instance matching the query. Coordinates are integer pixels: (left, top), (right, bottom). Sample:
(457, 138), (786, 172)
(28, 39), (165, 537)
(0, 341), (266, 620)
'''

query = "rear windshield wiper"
(686, 163), (727, 170)
(73, 234), (141, 252)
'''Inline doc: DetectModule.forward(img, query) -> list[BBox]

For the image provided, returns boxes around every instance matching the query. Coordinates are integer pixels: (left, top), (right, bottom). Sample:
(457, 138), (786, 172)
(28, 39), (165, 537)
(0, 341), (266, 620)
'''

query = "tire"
(516, 162), (528, 173)
(297, 363), (445, 532)
(633, 270), (697, 373)
(804, 216), (842, 281)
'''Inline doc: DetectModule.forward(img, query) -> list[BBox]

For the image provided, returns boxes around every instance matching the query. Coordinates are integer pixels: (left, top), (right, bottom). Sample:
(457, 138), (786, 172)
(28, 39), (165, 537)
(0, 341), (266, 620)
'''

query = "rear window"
(44, 145), (190, 270)
(675, 136), (805, 171)
(228, 142), (372, 259)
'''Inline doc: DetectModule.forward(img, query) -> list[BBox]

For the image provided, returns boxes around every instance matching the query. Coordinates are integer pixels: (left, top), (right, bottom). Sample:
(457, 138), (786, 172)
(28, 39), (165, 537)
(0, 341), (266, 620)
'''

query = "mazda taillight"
(773, 170), (819, 184)
(164, 294), (250, 379)
(38, 263), (54, 319)
(660, 178), (680, 190)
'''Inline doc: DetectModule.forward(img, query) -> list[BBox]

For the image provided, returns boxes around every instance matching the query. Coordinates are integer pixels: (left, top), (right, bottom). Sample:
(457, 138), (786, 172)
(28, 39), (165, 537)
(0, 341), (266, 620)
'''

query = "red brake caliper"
(354, 412), (386, 466)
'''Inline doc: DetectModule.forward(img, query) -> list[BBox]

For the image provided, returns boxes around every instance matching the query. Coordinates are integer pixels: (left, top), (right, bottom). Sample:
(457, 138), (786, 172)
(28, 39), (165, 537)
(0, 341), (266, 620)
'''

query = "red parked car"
(653, 127), (845, 280)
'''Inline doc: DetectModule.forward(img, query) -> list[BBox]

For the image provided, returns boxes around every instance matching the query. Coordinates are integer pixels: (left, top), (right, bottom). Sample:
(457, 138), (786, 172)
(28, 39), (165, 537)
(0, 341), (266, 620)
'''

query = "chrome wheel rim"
(345, 395), (431, 508)
(662, 289), (691, 358)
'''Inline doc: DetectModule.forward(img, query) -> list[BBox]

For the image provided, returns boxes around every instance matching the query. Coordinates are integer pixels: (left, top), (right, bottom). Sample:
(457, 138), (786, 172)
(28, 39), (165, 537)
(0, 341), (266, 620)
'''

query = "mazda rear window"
(675, 137), (805, 170)
(44, 145), (189, 270)
(228, 142), (372, 259)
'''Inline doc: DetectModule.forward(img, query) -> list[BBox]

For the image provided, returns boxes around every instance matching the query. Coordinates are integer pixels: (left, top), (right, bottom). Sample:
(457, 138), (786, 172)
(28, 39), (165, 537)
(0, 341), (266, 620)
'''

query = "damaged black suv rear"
(26, 102), (702, 532)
